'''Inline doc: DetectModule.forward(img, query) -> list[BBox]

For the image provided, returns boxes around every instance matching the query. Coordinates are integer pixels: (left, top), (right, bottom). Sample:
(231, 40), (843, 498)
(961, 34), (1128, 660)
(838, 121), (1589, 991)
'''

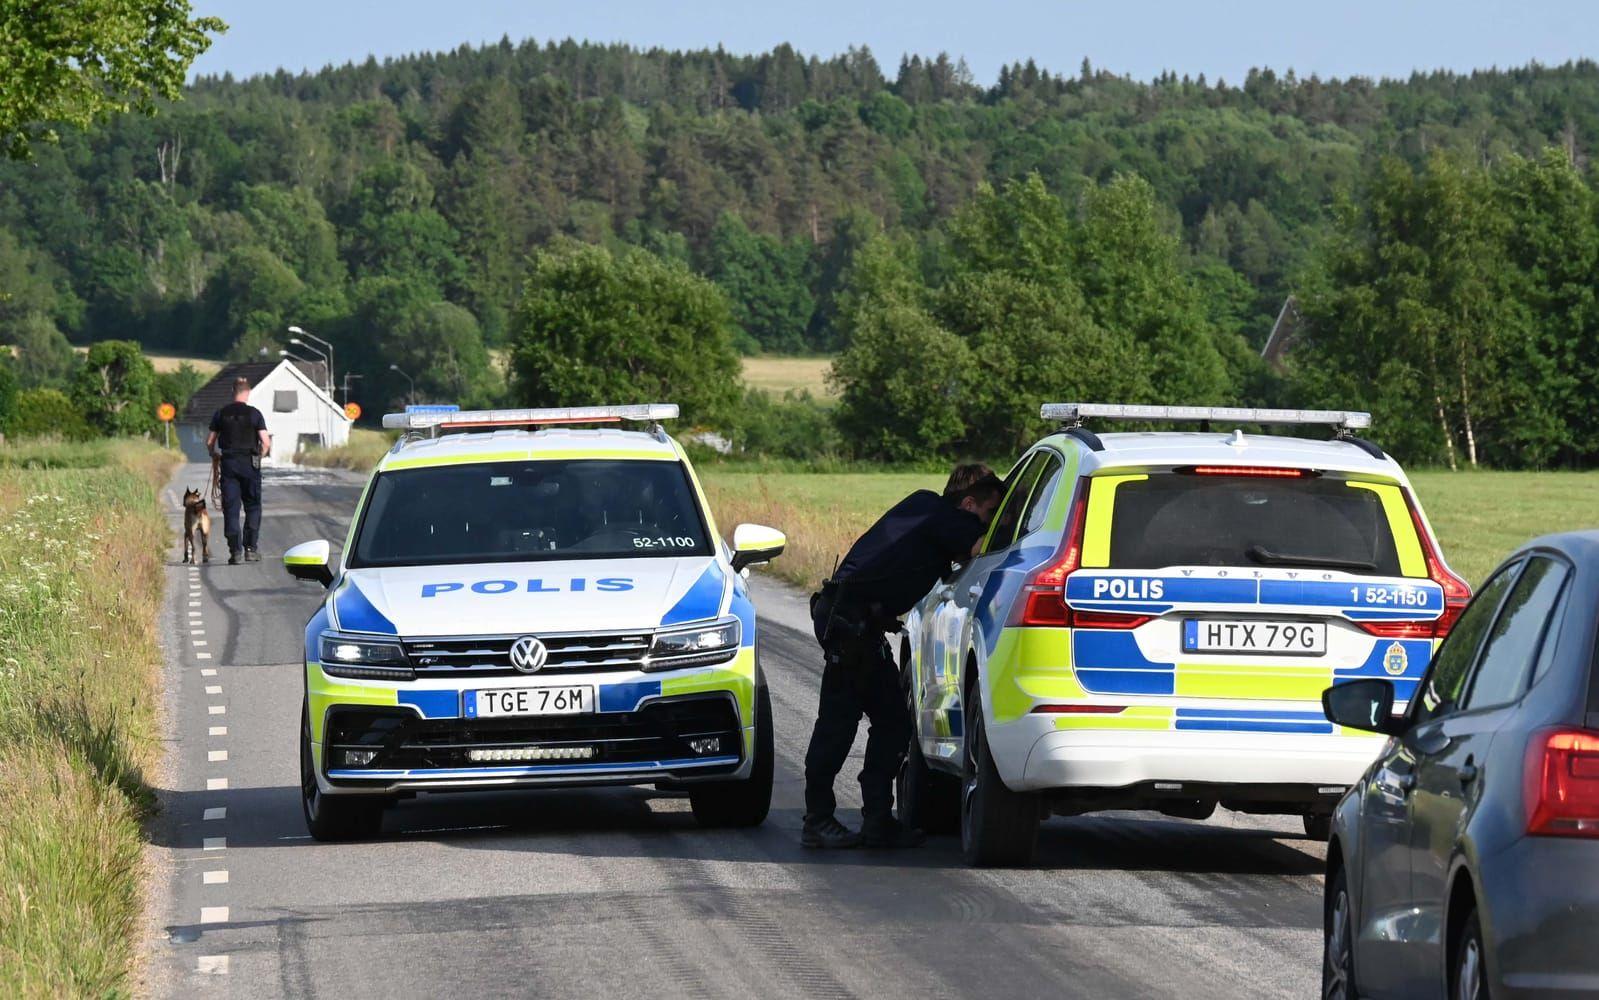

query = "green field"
(701, 468), (1599, 592)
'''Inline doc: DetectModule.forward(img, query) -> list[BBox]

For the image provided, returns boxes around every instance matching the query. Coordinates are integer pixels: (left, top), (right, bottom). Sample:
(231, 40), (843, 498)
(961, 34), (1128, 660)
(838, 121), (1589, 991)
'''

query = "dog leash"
(208, 453), (222, 509)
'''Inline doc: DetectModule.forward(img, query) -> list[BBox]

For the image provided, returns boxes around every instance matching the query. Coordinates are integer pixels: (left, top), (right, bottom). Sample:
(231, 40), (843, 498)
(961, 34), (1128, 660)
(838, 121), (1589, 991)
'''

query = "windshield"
(1100, 472), (1409, 577)
(349, 459), (711, 568)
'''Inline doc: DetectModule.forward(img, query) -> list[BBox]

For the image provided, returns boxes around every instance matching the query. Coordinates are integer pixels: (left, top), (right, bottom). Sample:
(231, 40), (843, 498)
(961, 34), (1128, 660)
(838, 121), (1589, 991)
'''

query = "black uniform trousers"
(218, 452), (262, 554)
(803, 612), (913, 824)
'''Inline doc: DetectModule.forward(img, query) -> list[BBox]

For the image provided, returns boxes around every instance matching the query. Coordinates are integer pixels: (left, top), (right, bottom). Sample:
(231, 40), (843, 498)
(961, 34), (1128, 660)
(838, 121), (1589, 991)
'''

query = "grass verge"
(0, 439), (177, 997)
(299, 428), (394, 471)
(702, 469), (1599, 592)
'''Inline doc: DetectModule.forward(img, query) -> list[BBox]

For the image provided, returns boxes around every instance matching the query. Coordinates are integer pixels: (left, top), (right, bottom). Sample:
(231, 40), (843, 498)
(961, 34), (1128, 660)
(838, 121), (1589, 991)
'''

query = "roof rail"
(1041, 402), (1371, 432)
(382, 404), (679, 437)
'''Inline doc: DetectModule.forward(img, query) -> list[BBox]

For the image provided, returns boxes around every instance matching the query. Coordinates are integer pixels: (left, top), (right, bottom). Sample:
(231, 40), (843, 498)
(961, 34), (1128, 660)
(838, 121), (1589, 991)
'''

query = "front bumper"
(307, 653), (756, 796)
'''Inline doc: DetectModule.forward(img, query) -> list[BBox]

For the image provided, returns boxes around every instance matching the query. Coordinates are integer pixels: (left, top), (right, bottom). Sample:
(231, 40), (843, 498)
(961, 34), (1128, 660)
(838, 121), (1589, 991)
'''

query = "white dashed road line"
(204, 870), (229, 885)
(208, 705), (225, 715)
(197, 956), (229, 975)
(206, 778), (228, 790)
(209, 726), (227, 736)
(203, 836), (226, 851)
(204, 807), (226, 821)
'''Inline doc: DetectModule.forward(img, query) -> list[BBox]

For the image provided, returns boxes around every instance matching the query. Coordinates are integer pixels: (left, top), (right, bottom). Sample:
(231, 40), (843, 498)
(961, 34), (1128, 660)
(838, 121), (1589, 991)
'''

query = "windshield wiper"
(1246, 545), (1378, 573)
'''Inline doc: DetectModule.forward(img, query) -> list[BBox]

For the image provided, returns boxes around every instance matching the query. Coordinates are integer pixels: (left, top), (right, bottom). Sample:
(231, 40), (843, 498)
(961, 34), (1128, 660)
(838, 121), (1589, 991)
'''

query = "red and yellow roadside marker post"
(157, 401), (177, 448)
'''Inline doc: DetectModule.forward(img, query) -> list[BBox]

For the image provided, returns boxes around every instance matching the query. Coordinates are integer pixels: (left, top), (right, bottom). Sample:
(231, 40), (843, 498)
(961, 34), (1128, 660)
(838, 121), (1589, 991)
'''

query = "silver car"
(1321, 531), (1599, 999)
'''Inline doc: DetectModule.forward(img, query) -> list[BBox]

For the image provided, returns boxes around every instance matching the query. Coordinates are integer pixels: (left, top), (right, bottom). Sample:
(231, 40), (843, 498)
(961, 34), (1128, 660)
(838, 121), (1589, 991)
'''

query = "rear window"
(349, 459), (711, 568)
(1101, 472), (1410, 577)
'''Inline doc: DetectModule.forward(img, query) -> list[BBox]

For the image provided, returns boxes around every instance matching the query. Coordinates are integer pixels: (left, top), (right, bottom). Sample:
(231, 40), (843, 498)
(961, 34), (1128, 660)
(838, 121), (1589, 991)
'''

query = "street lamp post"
(287, 325), (335, 399)
(389, 364), (415, 406)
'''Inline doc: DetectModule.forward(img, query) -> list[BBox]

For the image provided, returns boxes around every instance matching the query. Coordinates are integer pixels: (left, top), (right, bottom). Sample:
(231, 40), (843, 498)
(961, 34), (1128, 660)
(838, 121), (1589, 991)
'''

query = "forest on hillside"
(4, 39), (1599, 465)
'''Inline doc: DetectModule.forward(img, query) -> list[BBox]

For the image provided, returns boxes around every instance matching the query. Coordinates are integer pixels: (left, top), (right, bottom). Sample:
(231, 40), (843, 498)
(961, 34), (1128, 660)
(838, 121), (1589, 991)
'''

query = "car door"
(936, 451), (1053, 740)
(1405, 554), (1571, 989)
(1355, 562), (1519, 998)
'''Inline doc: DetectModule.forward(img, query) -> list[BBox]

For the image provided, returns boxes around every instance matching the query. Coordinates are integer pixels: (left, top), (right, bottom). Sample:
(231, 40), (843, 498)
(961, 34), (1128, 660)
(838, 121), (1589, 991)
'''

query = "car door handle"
(967, 585), (983, 599)
(1459, 761), (1479, 786)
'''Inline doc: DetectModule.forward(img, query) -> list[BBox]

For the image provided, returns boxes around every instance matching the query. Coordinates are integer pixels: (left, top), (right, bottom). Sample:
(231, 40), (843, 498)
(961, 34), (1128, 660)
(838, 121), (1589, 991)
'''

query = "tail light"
(1015, 487), (1088, 627)
(1526, 728), (1599, 837)
(1011, 488), (1154, 630)
(1353, 620), (1438, 639)
(1188, 466), (1311, 478)
(1405, 496), (1472, 638)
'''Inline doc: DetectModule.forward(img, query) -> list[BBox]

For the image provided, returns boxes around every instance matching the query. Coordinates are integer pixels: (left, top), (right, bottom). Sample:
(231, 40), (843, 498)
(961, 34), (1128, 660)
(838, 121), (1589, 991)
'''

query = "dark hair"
(233, 376), (251, 394)
(943, 462), (995, 496)
(947, 472), (1004, 507)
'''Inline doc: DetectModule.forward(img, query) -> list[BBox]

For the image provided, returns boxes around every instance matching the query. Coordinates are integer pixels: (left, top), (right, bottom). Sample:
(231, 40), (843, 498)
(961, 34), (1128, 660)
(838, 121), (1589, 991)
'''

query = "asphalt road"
(146, 463), (1326, 998)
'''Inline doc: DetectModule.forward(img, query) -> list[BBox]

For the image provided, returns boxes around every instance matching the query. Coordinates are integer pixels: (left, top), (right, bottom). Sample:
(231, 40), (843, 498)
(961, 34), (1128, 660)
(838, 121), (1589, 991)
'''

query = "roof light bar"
(382, 404), (679, 431)
(1040, 403), (1371, 430)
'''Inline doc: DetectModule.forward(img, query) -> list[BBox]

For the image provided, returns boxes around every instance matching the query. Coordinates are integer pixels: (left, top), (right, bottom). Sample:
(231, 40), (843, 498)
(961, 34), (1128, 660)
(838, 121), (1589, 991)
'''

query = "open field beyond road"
(739, 356), (835, 398)
(701, 468), (1599, 592)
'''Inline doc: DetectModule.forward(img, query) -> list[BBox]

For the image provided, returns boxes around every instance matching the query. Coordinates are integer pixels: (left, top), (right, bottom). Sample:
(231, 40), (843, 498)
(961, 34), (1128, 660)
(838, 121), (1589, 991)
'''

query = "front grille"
(324, 696), (741, 776)
(403, 631), (652, 676)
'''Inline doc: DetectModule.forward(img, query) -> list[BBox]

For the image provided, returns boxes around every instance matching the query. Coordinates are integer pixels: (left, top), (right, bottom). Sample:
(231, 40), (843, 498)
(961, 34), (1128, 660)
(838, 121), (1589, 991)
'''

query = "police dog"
(182, 488), (212, 563)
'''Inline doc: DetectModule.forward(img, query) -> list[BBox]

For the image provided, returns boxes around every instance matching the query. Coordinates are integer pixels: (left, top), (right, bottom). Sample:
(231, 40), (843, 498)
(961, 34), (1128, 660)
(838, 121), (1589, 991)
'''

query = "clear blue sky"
(189, 0), (1590, 87)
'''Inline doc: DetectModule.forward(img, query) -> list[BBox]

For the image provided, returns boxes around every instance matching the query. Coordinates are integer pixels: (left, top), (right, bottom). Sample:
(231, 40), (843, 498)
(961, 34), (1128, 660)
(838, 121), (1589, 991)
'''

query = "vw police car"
(897, 403), (1471, 866)
(283, 404), (785, 840)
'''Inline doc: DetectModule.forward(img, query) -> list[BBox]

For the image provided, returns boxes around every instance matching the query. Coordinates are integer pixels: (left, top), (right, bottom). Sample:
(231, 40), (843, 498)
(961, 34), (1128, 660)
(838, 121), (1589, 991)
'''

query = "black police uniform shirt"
(831, 490), (987, 619)
(210, 402), (267, 455)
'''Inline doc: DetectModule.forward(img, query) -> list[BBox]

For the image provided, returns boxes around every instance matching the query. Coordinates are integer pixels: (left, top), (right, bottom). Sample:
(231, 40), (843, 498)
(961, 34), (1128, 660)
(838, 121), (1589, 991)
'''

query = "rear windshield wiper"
(1246, 545), (1378, 573)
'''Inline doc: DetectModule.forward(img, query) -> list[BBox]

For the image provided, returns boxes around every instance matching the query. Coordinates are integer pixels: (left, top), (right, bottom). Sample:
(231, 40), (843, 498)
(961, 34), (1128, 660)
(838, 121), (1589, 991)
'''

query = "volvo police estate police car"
(283, 404), (785, 841)
(896, 403), (1471, 866)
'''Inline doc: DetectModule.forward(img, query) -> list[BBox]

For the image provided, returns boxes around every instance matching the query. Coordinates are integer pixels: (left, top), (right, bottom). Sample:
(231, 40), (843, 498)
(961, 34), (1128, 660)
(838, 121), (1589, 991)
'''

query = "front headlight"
(317, 632), (414, 680)
(643, 618), (741, 671)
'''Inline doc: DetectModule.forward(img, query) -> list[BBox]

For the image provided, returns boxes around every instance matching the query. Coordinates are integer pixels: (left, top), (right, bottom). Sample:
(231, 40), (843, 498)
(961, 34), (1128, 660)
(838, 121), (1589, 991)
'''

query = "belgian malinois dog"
(182, 487), (212, 563)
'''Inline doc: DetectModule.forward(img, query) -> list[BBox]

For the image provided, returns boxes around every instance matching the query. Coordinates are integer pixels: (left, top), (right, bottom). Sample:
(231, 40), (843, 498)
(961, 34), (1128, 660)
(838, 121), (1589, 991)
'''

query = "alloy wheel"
(1456, 937), (1482, 1000)
(1323, 886), (1352, 1000)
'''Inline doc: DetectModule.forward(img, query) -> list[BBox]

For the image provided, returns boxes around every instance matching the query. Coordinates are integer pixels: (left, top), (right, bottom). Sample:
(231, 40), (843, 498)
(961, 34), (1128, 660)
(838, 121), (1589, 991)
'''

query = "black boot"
(862, 816), (927, 849)
(800, 815), (862, 849)
(244, 548), (261, 563)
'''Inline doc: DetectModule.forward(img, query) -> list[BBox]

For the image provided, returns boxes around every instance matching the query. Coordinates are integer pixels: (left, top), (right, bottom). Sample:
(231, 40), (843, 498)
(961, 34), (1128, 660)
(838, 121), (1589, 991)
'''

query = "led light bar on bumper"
(643, 617), (741, 671)
(318, 632), (415, 680)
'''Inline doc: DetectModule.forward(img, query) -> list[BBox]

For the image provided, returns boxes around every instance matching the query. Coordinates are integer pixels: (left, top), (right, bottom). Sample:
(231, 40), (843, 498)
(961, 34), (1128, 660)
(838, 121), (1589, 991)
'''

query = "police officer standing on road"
(206, 376), (272, 565)
(801, 463), (1005, 850)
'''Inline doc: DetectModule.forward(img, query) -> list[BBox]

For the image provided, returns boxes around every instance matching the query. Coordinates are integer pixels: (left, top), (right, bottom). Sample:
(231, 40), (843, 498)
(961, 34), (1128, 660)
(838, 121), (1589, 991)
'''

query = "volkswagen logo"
(509, 635), (548, 674)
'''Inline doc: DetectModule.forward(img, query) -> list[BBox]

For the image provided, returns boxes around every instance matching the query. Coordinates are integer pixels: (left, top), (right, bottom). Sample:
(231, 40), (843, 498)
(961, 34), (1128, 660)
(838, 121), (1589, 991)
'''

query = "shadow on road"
(151, 781), (1319, 881)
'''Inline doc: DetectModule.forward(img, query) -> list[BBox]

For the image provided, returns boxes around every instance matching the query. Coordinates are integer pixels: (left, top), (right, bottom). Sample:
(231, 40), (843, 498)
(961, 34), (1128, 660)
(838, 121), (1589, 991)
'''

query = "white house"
(178, 359), (351, 466)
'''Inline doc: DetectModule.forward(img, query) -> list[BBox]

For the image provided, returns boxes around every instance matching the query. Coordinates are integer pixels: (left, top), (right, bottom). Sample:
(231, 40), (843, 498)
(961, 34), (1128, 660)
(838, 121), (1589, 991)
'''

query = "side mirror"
(1322, 678), (1402, 736)
(730, 523), (786, 573)
(284, 539), (334, 588)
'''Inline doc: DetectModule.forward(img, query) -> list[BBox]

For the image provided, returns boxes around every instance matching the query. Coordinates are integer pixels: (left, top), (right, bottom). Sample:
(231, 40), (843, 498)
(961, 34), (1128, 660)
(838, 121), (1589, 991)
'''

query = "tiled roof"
(180, 360), (329, 423)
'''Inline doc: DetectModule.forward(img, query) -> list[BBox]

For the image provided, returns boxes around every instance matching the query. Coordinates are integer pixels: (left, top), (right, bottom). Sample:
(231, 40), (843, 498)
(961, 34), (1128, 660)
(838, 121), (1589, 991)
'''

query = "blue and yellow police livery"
(897, 404), (1472, 866)
(283, 404), (786, 841)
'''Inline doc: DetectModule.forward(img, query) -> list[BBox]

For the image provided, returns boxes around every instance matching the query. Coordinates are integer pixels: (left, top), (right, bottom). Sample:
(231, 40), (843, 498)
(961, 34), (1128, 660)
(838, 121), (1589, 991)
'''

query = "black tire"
(899, 730), (961, 834)
(896, 669), (959, 834)
(960, 696), (1040, 866)
(690, 684), (773, 828)
(300, 705), (384, 842)
(1322, 863), (1356, 1000)
(1451, 907), (1489, 1000)
(1304, 813), (1333, 841)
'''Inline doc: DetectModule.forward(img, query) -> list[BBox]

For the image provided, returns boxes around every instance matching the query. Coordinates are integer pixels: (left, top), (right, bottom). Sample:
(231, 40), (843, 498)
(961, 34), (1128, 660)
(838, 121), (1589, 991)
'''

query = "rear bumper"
(997, 717), (1382, 803)
(1480, 836), (1599, 999)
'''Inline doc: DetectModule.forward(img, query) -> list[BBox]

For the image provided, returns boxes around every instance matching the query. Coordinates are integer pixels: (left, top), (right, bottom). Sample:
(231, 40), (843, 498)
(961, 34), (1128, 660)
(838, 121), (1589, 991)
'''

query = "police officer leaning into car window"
(206, 376), (272, 565)
(801, 463), (1005, 850)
